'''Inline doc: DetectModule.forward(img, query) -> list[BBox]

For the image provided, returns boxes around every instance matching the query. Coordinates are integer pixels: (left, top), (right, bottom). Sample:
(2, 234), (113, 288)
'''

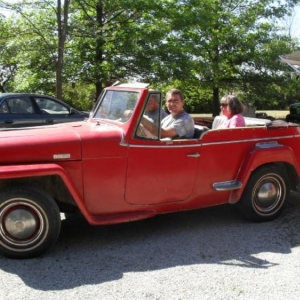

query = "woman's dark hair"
(222, 95), (244, 114)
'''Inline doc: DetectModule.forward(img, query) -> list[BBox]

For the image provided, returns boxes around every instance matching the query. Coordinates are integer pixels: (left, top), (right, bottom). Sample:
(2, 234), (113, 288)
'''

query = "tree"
(68, 0), (166, 98)
(0, 0), (299, 114)
(0, 15), (18, 92)
(147, 0), (298, 115)
(56, 0), (71, 99)
(0, 0), (71, 99)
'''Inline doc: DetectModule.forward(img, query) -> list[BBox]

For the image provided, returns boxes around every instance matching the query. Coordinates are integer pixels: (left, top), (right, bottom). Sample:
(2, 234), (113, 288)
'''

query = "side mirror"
(69, 108), (76, 115)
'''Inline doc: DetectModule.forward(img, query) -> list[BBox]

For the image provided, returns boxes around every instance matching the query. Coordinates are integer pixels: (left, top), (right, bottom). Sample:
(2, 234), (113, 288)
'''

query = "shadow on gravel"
(1, 195), (300, 291)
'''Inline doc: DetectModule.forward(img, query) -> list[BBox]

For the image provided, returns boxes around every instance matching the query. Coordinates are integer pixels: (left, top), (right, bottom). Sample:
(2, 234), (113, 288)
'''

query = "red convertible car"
(1, 82), (300, 258)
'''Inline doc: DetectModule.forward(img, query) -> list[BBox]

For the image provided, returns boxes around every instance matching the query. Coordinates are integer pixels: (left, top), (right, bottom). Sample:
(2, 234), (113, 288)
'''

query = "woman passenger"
(216, 95), (246, 128)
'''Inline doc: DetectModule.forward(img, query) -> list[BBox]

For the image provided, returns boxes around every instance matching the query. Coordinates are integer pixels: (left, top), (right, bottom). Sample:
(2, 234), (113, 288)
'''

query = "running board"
(87, 210), (156, 225)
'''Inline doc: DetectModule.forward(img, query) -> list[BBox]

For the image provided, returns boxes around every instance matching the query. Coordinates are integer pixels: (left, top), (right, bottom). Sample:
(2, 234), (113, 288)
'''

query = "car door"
(0, 96), (43, 128)
(125, 93), (200, 205)
(34, 97), (74, 124)
(125, 138), (200, 205)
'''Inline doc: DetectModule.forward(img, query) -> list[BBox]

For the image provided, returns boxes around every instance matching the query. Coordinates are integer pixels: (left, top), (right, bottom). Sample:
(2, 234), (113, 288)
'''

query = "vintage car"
(1, 82), (300, 259)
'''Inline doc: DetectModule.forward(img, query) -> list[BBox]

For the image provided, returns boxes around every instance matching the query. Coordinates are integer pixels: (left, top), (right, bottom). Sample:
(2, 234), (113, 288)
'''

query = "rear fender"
(229, 142), (300, 204)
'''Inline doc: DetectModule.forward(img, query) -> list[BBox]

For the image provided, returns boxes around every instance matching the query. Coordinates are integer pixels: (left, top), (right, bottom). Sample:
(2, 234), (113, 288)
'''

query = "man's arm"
(141, 117), (178, 138)
(160, 127), (178, 138)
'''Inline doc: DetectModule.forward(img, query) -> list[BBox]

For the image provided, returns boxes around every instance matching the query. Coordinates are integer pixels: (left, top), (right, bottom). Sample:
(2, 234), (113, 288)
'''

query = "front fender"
(0, 164), (92, 224)
(229, 142), (300, 204)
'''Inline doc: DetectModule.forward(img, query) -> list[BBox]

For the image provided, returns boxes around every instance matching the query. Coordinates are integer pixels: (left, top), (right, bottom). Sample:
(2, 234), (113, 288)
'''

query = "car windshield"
(92, 90), (139, 123)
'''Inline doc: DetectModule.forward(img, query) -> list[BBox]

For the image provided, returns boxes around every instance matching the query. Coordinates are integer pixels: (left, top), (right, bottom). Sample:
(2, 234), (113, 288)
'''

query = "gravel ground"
(1, 193), (300, 300)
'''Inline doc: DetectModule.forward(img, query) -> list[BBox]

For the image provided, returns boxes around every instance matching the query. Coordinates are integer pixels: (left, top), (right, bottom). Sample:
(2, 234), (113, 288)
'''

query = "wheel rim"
(252, 174), (285, 216)
(0, 199), (47, 252)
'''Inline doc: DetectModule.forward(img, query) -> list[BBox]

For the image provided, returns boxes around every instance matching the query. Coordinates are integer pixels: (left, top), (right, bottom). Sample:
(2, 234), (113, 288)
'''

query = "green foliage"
(151, 0), (299, 115)
(0, 0), (299, 114)
(62, 83), (95, 111)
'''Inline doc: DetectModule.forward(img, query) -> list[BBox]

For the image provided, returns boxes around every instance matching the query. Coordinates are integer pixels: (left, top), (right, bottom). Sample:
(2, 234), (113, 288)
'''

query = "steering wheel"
(137, 124), (156, 138)
(137, 125), (147, 137)
(120, 110), (133, 122)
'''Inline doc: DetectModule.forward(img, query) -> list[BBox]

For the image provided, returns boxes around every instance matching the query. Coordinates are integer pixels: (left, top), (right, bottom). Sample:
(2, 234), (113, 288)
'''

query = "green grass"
(256, 110), (289, 119)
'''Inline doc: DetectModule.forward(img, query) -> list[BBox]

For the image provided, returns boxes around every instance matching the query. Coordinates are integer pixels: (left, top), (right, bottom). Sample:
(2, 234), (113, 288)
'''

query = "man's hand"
(120, 110), (133, 122)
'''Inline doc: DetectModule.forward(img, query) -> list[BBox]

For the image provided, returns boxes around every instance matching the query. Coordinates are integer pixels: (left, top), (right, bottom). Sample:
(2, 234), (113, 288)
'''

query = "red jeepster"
(1, 83), (300, 258)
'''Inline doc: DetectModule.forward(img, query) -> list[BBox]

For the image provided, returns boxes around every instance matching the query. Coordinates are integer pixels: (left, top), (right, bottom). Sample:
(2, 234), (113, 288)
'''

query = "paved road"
(1, 194), (300, 300)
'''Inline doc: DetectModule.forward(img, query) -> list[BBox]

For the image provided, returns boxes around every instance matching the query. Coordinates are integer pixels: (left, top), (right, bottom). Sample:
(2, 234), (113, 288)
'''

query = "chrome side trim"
(213, 180), (242, 191)
(201, 134), (296, 147)
(121, 134), (297, 148)
(126, 143), (201, 149)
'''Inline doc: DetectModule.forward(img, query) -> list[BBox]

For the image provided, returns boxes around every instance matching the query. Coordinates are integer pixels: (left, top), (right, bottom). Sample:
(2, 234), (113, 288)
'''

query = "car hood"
(0, 121), (125, 164)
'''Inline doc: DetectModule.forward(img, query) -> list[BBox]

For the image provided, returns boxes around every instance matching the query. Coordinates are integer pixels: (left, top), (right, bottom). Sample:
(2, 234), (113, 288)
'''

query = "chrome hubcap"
(253, 175), (284, 215)
(4, 209), (38, 240)
(0, 200), (45, 249)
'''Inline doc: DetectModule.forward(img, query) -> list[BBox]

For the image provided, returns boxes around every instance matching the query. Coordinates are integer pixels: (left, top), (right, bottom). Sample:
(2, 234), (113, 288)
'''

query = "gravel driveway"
(1, 193), (300, 300)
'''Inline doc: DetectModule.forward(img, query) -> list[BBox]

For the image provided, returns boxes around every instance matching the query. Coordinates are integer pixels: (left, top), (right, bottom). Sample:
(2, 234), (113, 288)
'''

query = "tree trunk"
(95, 0), (104, 99)
(212, 86), (220, 117)
(56, 0), (70, 100)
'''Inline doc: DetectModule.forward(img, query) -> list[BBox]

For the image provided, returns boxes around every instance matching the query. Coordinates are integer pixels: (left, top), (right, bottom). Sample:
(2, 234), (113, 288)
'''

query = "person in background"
(141, 88), (194, 139)
(216, 95), (246, 128)
(144, 94), (167, 125)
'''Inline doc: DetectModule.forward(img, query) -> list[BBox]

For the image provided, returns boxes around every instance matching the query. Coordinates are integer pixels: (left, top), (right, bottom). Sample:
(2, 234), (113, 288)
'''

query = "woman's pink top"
(217, 114), (246, 128)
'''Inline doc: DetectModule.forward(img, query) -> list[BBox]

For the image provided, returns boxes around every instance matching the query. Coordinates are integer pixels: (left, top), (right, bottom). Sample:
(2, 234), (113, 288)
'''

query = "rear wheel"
(0, 185), (61, 258)
(238, 165), (289, 222)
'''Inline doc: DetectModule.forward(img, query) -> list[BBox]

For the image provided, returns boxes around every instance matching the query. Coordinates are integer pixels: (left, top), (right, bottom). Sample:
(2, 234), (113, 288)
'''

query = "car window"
(135, 94), (162, 140)
(0, 101), (9, 113)
(35, 98), (69, 114)
(5, 98), (35, 114)
(93, 90), (139, 121)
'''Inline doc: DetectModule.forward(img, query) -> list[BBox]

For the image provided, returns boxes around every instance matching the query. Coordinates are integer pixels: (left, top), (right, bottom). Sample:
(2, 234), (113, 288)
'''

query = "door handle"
(187, 152), (200, 158)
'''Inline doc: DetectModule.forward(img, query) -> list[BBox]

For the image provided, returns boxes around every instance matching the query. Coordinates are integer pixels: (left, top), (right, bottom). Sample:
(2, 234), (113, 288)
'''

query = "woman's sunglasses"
(220, 103), (228, 107)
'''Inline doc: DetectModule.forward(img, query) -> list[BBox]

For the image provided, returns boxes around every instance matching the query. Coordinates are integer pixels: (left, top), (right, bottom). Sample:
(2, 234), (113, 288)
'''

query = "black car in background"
(0, 93), (89, 128)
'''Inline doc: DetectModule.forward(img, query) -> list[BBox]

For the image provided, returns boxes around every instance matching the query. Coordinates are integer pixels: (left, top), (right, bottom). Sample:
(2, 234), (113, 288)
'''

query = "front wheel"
(237, 165), (290, 222)
(0, 185), (61, 258)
